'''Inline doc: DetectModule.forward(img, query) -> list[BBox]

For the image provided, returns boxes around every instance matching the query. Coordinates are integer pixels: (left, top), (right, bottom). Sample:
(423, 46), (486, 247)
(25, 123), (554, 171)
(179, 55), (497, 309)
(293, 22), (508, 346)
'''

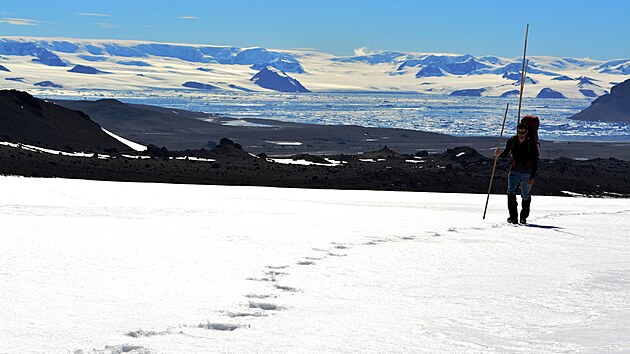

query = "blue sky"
(1, 0), (628, 60)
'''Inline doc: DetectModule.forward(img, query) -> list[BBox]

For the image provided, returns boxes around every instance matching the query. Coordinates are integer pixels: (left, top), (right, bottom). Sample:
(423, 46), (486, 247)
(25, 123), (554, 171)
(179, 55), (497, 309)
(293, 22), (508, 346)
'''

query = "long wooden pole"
(516, 24), (529, 125)
(483, 103), (510, 220)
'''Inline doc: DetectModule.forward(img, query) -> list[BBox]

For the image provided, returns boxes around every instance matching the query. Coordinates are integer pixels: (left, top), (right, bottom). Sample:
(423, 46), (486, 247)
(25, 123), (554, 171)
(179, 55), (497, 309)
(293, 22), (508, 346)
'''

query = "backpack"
(521, 115), (540, 142)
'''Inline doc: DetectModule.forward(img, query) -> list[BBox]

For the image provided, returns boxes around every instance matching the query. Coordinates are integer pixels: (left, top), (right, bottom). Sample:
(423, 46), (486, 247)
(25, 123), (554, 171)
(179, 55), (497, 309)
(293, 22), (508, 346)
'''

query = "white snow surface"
(102, 128), (147, 151)
(0, 176), (629, 353)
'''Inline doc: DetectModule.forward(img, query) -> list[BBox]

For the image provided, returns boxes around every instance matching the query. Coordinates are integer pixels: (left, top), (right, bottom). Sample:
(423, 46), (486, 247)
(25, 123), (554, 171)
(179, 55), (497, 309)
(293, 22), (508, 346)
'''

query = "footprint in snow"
(224, 311), (266, 318)
(327, 252), (347, 257)
(249, 302), (284, 311)
(199, 321), (240, 331)
(75, 344), (149, 354)
(332, 242), (350, 249)
(274, 283), (300, 292)
(126, 328), (181, 337)
(266, 265), (289, 270)
(245, 293), (277, 299)
(246, 275), (277, 282)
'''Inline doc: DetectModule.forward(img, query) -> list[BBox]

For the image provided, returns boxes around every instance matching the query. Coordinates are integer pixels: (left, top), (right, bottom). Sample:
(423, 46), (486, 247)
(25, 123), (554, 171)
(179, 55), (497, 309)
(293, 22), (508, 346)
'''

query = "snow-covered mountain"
(0, 36), (628, 98)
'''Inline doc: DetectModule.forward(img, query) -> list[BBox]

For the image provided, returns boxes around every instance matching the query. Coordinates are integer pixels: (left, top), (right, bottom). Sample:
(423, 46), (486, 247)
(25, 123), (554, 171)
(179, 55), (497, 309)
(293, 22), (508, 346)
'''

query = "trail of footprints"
(81, 224), (541, 352)
(116, 229), (462, 354)
(186, 235), (434, 332)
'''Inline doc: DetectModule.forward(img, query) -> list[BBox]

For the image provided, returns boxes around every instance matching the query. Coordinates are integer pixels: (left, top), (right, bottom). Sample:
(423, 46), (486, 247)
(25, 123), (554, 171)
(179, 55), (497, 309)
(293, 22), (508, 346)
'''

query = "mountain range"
(0, 37), (628, 98)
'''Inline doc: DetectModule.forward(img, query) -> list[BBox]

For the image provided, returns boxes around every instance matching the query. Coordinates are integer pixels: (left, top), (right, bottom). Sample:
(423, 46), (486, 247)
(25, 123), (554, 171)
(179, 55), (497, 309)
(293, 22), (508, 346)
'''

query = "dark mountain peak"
(0, 89), (42, 111)
(610, 78), (630, 95)
(0, 89), (129, 152)
(251, 66), (310, 93)
(571, 79), (630, 122)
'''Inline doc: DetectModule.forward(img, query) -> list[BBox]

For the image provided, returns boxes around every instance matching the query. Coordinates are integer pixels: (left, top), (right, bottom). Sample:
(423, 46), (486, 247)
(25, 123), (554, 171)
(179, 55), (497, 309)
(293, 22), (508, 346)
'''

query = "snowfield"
(0, 176), (628, 353)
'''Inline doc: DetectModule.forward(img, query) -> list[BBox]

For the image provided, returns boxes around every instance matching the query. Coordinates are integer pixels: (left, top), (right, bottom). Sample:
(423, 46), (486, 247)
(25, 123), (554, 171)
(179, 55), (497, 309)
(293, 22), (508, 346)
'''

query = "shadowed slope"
(0, 90), (129, 152)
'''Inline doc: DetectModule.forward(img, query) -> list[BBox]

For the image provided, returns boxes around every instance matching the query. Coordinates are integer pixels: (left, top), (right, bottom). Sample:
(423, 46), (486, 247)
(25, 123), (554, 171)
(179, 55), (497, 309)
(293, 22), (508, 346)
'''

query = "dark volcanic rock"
(0, 89), (129, 152)
(2, 142), (628, 197)
(210, 138), (254, 159)
(440, 146), (486, 162)
(570, 79), (630, 122)
(359, 146), (403, 159)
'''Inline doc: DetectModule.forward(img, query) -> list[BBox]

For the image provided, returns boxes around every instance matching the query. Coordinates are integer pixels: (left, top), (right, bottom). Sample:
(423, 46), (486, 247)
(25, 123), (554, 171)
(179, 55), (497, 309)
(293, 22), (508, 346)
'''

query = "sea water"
(36, 89), (630, 142)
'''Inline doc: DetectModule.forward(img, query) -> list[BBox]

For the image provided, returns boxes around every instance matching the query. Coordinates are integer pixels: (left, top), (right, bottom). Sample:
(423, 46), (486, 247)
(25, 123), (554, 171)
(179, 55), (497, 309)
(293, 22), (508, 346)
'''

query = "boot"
(520, 199), (531, 224)
(507, 194), (518, 224)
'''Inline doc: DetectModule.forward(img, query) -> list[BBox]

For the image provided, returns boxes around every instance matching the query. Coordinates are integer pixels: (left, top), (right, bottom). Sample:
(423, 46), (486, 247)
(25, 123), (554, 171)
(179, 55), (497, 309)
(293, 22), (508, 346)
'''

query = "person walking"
(495, 122), (540, 224)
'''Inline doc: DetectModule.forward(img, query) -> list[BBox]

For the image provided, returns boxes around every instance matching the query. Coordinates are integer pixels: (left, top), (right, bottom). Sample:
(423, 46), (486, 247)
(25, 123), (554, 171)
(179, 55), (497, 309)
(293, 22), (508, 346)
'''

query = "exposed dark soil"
(2, 143), (628, 197)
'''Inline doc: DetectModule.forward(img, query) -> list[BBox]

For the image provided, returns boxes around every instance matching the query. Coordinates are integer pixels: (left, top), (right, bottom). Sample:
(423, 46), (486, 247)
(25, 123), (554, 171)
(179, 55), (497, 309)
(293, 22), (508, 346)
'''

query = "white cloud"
(353, 46), (383, 56)
(77, 12), (112, 17)
(0, 18), (41, 26)
(178, 16), (200, 20)
(95, 22), (118, 29)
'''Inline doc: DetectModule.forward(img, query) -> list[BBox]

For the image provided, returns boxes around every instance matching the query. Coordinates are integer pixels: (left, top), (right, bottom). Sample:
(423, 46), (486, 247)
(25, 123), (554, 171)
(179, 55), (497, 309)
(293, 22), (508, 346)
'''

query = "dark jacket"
(499, 135), (540, 178)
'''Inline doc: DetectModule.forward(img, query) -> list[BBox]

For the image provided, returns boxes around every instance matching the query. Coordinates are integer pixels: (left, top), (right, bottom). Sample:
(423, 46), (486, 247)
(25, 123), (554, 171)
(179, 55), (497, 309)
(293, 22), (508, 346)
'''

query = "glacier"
(0, 36), (628, 98)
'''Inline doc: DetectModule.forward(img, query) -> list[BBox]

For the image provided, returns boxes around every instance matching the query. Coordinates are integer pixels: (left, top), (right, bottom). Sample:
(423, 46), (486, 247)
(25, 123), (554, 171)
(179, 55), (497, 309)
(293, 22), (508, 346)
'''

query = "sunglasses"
(517, 130), (527, 135)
